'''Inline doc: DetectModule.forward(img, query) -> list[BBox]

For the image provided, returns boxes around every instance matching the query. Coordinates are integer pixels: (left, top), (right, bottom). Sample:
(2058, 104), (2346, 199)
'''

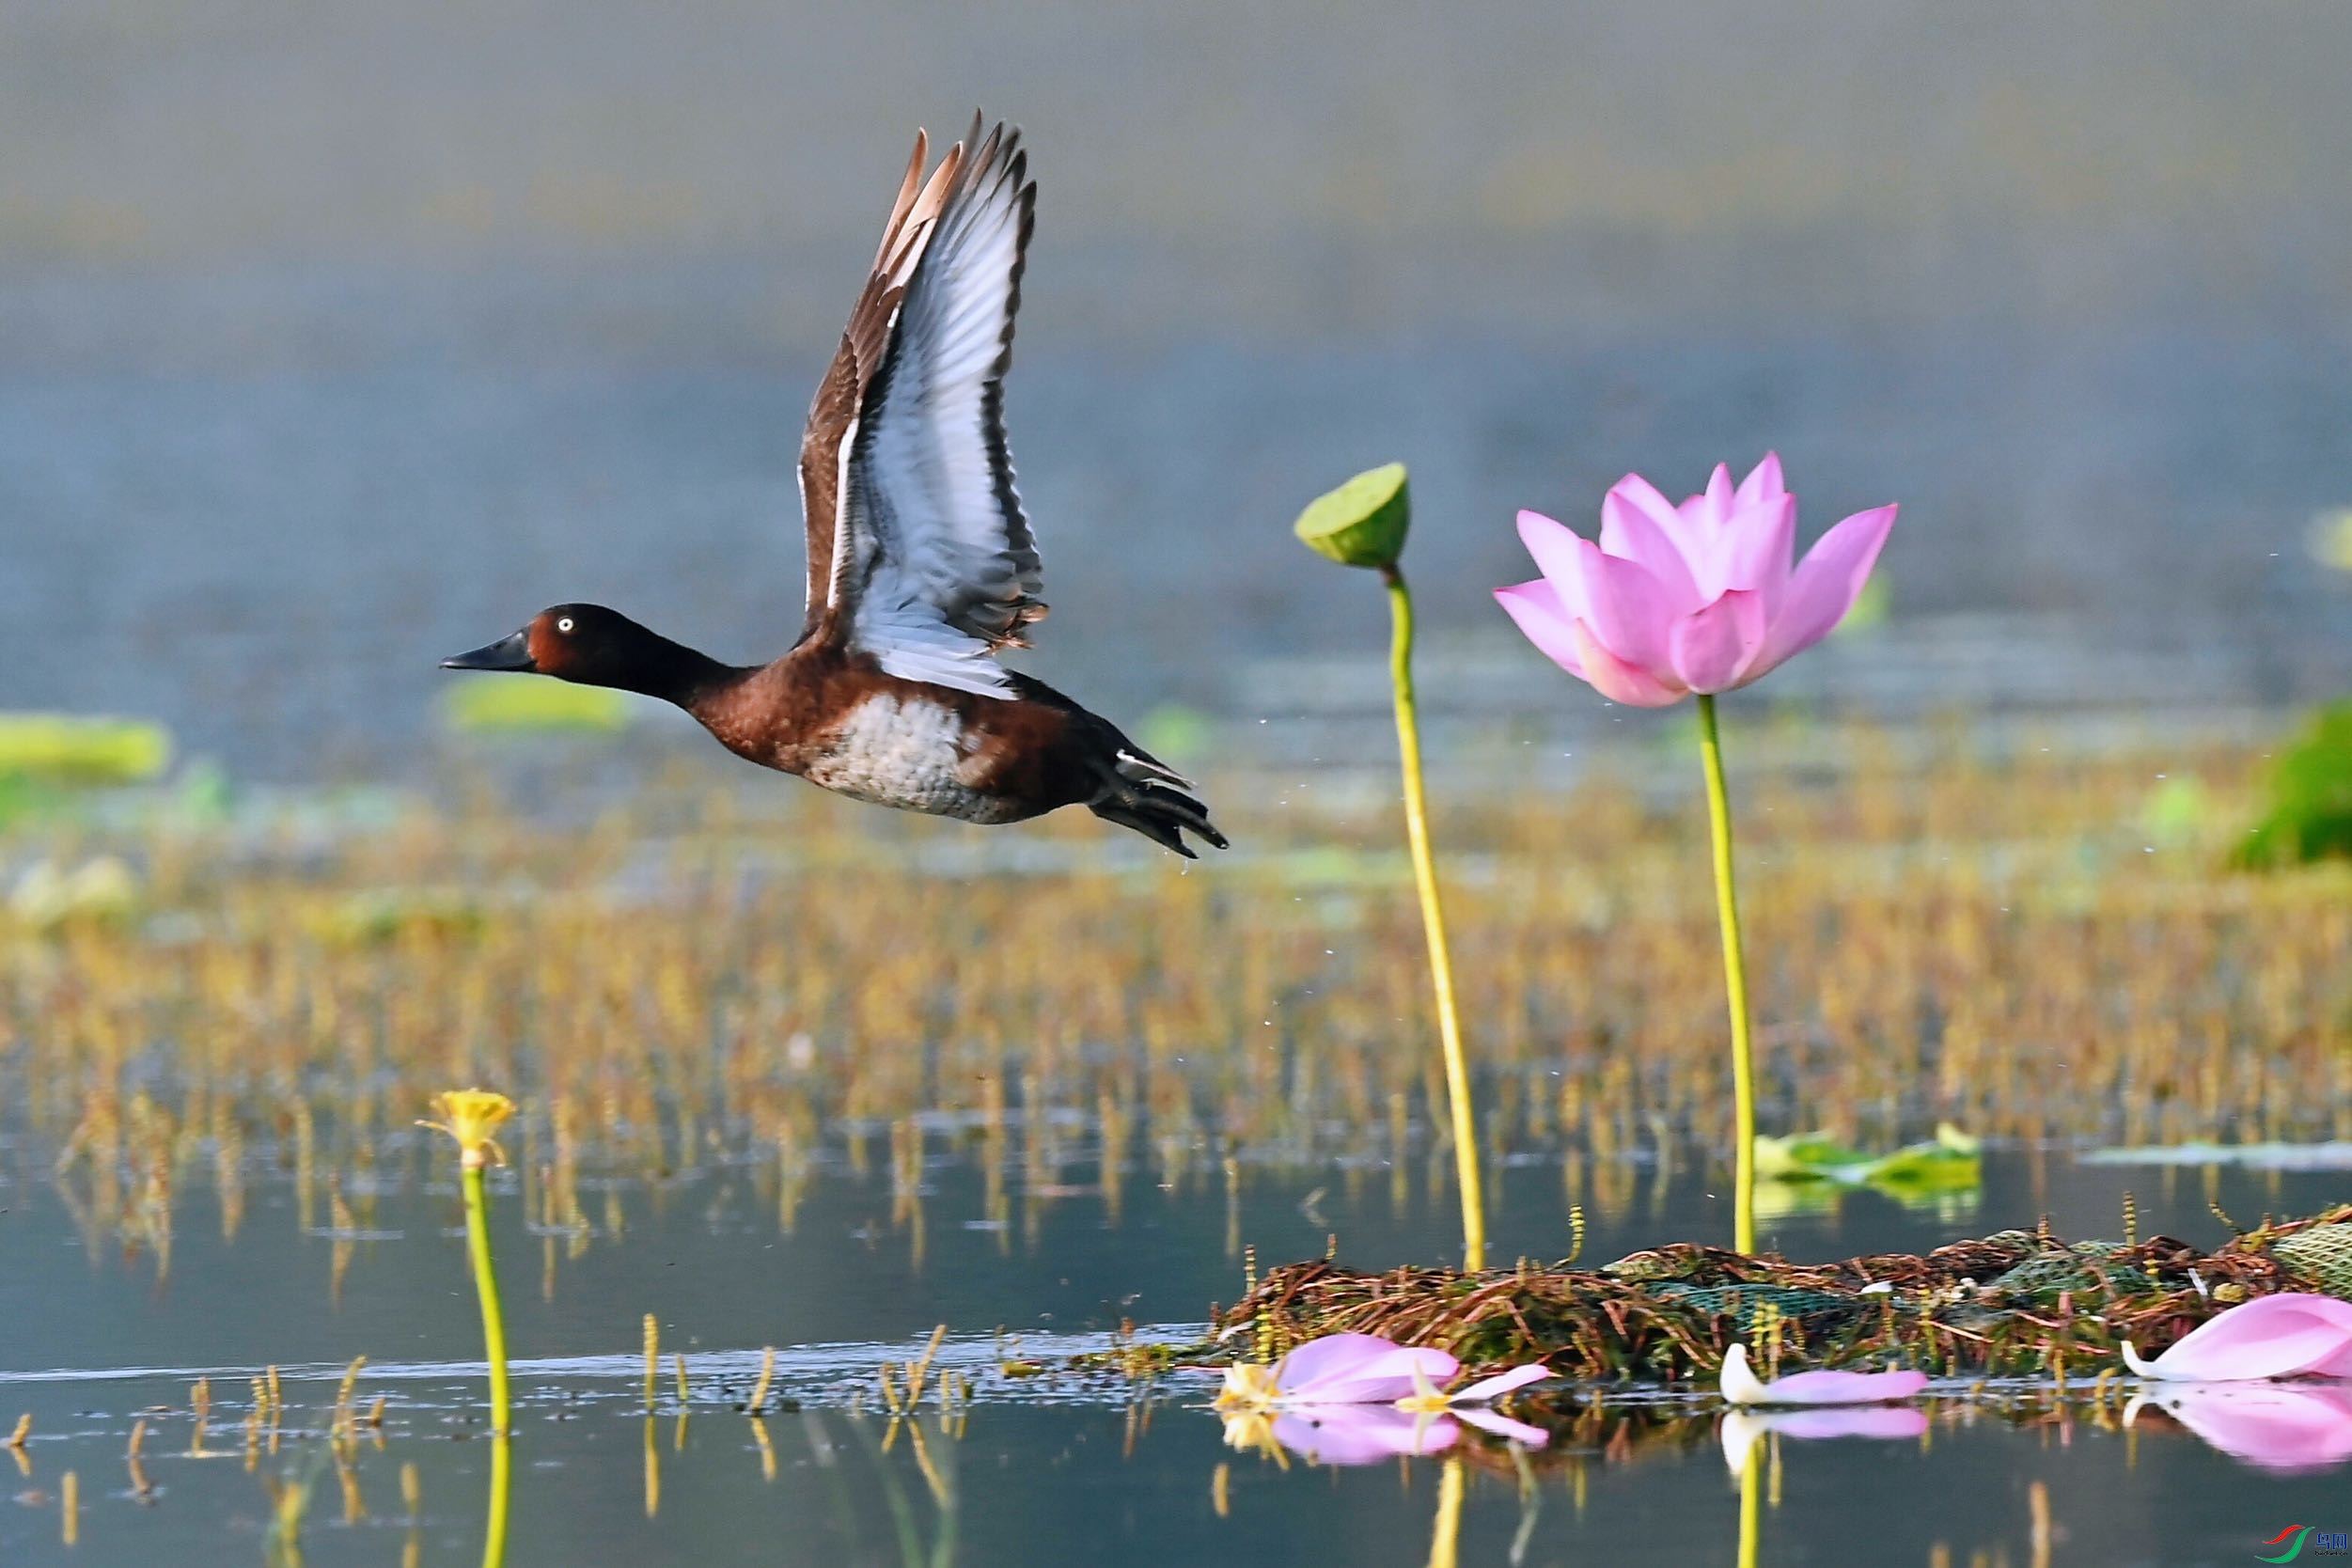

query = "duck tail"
(1089, 746), (1230, 858)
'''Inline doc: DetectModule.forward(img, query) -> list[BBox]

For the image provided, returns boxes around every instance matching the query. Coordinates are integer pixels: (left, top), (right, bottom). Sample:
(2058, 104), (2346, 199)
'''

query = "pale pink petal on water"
(1495, 581), (1586, 676)
(1733, 451), (1787, 510)
(1271, 1334), (1405, 1394)
(1515, 510), (1594, 622)
(1273, 1408), (1458, 1466)
(2122, 1294), (2352, 1382)
(1450, 1363), (1555, 1404)
(1599, 488), (1702, 611)
(1753, 502), (1897, 675)
(1571, 622), (1686, 707)
(1756, 1366), (1930, 1405)
(1453, 1406), (1551, 1448)
(1714, 493), (1797, 606)
(2131, 1383), (2352, 1473)
(1668, 589), (1770, 694)
(1725, 1341), (1926, 1406)
(1275, 1334), (1457, 1403)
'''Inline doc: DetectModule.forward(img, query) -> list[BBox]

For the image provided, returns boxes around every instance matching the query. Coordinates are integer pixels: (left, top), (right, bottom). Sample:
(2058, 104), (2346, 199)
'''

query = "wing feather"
(807, 116), (1043, 697)
(794, 131), (962, 638)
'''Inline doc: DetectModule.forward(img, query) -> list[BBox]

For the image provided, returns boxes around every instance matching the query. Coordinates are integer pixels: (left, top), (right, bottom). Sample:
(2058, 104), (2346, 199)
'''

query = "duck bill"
(440, 629), (536, 672)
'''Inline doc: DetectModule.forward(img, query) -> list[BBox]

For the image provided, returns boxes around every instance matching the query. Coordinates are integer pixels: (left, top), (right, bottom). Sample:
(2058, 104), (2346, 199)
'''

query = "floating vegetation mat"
(1212, 1207), (2352, 1382)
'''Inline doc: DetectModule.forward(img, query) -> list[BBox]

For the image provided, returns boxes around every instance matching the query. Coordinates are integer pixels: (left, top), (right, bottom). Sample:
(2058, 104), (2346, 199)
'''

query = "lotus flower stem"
(1695, 695), (1758, 1255)
(1382, 563), (1487, 1272)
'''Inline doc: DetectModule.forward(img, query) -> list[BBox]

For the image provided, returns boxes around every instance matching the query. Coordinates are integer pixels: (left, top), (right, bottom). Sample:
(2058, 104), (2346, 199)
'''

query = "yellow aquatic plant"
(421, 1089), (515, 1435)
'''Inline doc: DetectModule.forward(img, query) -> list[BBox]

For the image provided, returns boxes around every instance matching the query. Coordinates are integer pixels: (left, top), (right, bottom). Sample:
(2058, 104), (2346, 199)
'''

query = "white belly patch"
(803, 695), (1020, 822)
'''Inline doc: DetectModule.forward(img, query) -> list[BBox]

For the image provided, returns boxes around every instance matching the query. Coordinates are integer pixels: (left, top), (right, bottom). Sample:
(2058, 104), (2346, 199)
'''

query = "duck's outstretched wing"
(796, 116), (1043, 697)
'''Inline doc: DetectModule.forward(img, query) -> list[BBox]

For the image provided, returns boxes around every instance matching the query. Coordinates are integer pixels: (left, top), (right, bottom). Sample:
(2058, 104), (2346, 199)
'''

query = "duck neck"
(606, 634), (745, 709)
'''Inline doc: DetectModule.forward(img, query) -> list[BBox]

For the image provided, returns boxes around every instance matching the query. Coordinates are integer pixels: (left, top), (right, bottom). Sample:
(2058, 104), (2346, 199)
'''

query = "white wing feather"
(834, 122), (1043, 698)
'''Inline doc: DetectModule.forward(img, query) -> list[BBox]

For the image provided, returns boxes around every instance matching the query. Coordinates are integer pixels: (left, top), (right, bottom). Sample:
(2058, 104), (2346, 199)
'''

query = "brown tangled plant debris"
(1190, 1206), (2352, 1384)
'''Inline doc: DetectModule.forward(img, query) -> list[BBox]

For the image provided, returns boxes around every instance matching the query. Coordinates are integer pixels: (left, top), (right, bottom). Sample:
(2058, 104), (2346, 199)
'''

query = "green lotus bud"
(1294, 463), (1410, 570)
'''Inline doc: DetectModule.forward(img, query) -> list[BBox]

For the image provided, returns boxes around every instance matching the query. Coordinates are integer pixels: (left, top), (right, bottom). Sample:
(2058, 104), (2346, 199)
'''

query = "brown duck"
(443, 117), (1226, 857)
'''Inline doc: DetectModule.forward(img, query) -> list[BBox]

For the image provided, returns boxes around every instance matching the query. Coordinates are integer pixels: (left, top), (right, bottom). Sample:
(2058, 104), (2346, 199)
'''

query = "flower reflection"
(2125, 1382), (2352, 1473)
(1719, 1406), (1929, 1473)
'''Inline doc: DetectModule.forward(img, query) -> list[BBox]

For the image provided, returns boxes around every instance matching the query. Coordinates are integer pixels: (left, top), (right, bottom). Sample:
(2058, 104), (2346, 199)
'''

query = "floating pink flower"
(1719, 1341), (1929, 1406)
(1495, 454), (1897, 706)
(2121, 1293), (2352, 1382)
(1215, 1332), (1554, 1458)
(1217, 1333), (1456, 1409)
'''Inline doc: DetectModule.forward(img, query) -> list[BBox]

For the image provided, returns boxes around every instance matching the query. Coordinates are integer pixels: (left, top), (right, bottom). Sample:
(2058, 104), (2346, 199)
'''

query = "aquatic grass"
(1295, 463), (1486, 1270)
(4, 715), (2349, 1306)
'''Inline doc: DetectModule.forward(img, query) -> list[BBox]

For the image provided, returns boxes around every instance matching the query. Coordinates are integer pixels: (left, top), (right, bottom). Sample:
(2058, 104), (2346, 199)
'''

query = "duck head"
(442, 605), (734, 703)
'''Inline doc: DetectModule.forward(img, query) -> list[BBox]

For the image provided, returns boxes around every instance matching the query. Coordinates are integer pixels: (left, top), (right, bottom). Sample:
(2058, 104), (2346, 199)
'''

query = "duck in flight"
(443, 117), (1227, 857)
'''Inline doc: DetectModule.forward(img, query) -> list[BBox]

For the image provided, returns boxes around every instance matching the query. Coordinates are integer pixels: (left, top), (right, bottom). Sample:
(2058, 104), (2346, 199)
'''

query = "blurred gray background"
(5, 0), (2350, 769)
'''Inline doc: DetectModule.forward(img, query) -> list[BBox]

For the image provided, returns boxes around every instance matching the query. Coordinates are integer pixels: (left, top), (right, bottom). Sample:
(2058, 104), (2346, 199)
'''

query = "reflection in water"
(2126, 1383), (2352, 1473)
(483, 1435), (511, 1568)
(1424, 1457), (1463, 1568)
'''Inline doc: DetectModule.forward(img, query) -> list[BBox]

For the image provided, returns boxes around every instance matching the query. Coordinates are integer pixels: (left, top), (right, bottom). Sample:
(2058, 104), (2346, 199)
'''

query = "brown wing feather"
(795, 131), (964, 641)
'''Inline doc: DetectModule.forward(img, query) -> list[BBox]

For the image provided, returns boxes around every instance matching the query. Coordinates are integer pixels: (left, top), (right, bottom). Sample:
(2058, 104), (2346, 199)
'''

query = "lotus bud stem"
(1293, 463), (1486, 1272)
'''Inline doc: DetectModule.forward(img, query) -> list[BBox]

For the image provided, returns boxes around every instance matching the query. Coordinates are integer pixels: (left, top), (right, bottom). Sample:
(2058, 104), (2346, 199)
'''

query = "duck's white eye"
(557, 617), (575, 634)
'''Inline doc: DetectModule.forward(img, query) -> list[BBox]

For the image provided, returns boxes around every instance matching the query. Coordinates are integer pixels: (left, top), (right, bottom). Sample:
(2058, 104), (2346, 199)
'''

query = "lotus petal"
(1720, 1341), (1927, 1406)
(1733, 452), (1787, 511)
(1571, 622), (1685, 707)
(1669, 589), (1769, 694)
(1494, 580), (1585, 677)
(1275, 1333), (1460, 1404)
(1753, 503), (1897, 675)
(1714, 494), (1796, 607)
(1600, 487), (1702, 611)
(2122, 1294), (2352, 1382)
(1450, 1363), (1555, 1404)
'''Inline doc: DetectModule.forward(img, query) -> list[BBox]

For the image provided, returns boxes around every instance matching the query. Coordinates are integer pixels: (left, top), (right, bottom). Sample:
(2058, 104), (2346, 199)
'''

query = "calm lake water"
(4, 1127), (2348, 1566)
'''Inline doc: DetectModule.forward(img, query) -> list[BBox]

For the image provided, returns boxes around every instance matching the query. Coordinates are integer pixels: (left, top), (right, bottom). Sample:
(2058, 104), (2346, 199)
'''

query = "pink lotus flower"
(1719, 1341), (1929, 1406)
(1495, 455), (1897, 707)
(1215, 1332), (1554, 1458)
(2125, 1382), (2352, 1472)
(2121, 1293), (2352, 1381)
